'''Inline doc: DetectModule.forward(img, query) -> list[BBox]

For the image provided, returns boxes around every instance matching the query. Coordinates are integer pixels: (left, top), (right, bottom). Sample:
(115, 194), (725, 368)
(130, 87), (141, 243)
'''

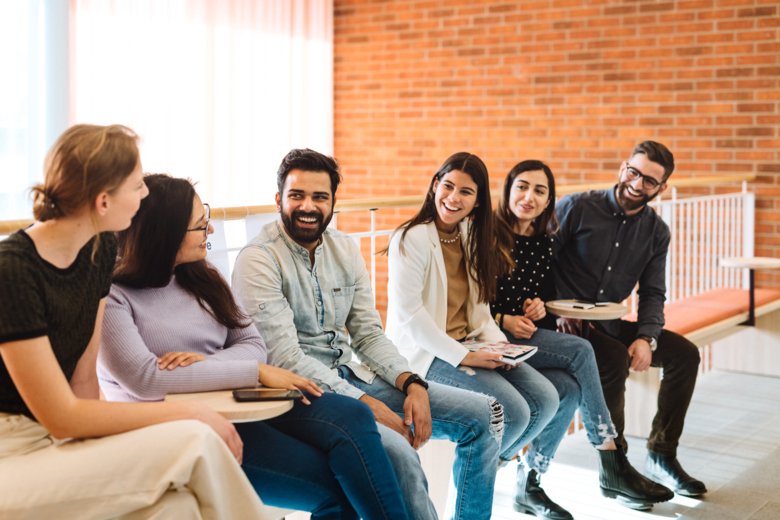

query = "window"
(0, 0), (333, 221)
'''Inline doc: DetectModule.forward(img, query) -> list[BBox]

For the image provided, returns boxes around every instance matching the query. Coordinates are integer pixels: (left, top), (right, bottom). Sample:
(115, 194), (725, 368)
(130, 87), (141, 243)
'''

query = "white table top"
(165, 390), (293, 423)
(720, 256), (780, 270)
(545, 300), (628, 320)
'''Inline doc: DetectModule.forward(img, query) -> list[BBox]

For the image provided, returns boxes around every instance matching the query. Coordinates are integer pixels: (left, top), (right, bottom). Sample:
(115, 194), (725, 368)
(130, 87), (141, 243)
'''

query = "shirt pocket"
(329, 285), (356, 330)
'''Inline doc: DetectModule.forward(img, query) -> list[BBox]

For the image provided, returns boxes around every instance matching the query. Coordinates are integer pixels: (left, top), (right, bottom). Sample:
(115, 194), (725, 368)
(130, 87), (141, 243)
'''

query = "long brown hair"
(114, 174), (249, 330)
(393, 152), (500, 304)
(494, 160), (558, 275)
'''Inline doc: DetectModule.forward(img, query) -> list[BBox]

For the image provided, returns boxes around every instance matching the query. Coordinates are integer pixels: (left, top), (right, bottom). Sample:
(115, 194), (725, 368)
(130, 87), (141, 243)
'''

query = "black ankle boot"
(646, 451), (707, 497)
(598, 449), (674, 507)
(514, 468), (573, 520)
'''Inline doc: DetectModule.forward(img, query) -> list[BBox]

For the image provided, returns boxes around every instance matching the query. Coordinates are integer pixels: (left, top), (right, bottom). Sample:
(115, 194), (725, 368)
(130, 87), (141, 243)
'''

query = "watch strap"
(402, 373), (429, 395)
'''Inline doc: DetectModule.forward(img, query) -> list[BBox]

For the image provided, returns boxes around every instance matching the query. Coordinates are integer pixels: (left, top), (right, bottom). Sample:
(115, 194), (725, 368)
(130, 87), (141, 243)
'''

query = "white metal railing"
(0, 177), (756, 309)
(657, 183), (754, 304)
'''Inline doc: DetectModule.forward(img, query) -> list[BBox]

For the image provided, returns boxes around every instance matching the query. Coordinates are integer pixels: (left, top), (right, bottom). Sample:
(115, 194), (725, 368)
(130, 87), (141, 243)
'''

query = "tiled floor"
(492, 369), (780, 520)
(283, 369), (780, 520)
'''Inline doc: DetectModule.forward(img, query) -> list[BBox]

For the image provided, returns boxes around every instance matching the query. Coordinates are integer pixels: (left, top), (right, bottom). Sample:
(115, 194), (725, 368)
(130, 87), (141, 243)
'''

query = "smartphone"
(232, 388), (304, 402)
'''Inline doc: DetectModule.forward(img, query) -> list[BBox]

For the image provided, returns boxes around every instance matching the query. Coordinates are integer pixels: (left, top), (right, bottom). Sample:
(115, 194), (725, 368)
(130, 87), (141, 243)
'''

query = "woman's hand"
(503, 314), (537, 339)
(192, 404), (244, 464)
(258, 364), (324, 404)
(157, 352), (205, 370)
(523, 297), (546, 322)
(460, 350), (509, 370)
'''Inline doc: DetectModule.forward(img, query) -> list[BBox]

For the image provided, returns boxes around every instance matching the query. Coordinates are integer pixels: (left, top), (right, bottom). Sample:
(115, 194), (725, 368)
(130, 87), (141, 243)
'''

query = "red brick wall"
(333, 0), (780, 311)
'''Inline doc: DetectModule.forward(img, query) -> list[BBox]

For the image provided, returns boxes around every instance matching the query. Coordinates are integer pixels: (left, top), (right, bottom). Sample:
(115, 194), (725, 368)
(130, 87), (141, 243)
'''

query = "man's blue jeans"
(505, 327), (618, 473)
(339, 366), (502, 520)
(236, 392), (410, 520)
(427, 357), (559, 463)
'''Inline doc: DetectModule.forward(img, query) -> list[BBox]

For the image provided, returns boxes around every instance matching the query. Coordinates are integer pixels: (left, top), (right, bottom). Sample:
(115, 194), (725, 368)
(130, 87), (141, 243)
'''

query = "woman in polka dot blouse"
(492, 160), (671, 518)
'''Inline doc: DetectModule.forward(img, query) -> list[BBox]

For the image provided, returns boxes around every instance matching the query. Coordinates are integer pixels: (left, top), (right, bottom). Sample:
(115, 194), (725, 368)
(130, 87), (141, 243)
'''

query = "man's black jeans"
(587, 321), (701, 455)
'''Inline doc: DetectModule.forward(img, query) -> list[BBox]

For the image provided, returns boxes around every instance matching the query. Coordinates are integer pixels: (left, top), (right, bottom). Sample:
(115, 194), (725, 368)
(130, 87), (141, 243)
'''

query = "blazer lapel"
(427, 222), (448, 290)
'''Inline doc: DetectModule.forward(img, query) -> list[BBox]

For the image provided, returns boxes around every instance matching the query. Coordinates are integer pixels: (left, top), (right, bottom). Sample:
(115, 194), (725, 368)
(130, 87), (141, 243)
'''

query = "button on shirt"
(231, 220), (411, 400)
(552, 187), (670, 339)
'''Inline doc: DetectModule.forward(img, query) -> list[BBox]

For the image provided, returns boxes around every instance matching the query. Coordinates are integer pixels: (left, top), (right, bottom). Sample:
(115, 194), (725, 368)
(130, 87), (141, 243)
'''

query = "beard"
(615, 181), (657, 213)
(280, 209), (333, 246)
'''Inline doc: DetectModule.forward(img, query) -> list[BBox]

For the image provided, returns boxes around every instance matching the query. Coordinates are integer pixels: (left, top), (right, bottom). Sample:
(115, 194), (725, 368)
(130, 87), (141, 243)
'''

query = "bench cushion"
(623, 288), (780, 336)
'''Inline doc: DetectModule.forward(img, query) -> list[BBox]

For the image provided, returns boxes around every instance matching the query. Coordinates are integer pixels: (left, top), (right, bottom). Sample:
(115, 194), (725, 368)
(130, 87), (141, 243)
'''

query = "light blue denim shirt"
(231, 220), (412, 400)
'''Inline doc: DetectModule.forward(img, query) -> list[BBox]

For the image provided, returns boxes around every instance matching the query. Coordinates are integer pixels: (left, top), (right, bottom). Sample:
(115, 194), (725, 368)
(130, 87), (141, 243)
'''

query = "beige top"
(439, 228), (470, 340)
(165, 390), (293, 423)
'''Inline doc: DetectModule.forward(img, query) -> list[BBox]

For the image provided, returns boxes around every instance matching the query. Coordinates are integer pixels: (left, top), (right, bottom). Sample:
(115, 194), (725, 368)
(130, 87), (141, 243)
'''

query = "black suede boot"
(514, 468), (573, 520)
(598, 449), (674, 509)
(646, 451), (707, 497)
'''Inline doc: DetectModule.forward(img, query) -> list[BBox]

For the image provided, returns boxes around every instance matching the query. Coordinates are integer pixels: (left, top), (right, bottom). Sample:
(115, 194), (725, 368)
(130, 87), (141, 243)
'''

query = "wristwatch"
(402, 373), (429, 395)
(638, 335), (658, 352)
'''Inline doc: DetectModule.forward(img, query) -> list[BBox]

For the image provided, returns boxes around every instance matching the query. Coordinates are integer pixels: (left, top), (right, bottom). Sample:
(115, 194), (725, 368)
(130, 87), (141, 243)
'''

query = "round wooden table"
(720, 256), (780, 326)
(545, 300), (628, 320)
(165, 390), (293, 423)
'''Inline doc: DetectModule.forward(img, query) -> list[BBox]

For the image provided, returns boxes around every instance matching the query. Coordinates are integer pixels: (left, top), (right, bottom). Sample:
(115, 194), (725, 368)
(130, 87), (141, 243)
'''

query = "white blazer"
(386, 220), (508, 376)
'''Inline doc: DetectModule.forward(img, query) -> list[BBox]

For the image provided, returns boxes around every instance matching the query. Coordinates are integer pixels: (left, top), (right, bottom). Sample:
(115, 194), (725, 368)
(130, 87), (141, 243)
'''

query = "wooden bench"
(625, 287), (780, 437)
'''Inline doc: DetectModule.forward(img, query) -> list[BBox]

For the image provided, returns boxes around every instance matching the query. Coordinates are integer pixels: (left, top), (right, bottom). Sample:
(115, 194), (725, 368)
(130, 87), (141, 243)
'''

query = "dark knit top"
(491, 234), (557, 331)
(0, 230), (116, 417)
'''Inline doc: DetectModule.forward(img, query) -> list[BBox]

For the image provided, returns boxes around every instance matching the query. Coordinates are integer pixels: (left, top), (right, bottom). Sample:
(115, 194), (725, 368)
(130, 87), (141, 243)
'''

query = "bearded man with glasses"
(552, 141), (706, 511)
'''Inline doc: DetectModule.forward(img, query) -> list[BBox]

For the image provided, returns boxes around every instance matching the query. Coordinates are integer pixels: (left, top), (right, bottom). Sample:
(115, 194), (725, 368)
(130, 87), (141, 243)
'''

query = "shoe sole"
(513, 501), (573, 519)
(600, 486), (672, 505)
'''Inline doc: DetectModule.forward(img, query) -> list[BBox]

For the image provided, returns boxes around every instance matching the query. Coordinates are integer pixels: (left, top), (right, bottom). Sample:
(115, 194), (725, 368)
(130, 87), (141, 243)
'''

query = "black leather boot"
(598, 449), (674, 508)
(514, 468), (573, 519)
(646, 451), (707, 497)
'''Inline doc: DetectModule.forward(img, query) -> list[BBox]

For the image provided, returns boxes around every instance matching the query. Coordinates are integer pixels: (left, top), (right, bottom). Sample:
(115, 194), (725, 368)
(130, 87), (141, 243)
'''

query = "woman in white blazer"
(385, 152), (559, 478)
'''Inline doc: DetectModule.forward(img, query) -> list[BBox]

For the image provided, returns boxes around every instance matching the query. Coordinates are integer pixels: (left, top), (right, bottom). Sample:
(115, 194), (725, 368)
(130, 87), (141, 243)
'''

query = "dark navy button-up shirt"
(552, 187), (670, 340)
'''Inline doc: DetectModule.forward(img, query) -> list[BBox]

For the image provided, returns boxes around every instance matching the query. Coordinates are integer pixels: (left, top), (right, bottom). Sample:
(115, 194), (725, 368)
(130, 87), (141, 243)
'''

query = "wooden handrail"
(0, 173), (755, 233)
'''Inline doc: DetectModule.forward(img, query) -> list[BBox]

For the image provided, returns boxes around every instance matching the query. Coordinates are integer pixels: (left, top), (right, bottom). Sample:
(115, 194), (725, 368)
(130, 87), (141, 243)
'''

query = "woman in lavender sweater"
(99, 174), (409, 520)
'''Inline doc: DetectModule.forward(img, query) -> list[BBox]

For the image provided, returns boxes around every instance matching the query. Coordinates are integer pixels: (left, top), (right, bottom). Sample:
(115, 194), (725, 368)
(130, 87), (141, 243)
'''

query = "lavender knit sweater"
(98, 277), (266, 402)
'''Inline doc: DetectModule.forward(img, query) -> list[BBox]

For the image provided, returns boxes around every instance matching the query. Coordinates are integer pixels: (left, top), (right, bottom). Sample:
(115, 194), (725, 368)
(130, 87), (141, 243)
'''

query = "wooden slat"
(0, 173), (755, 233)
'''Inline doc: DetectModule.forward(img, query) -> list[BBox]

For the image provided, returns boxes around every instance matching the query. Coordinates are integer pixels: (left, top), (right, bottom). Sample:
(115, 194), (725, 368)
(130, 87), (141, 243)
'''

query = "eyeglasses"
(624, 165), (662, 191)
(186, 203), (210, 237)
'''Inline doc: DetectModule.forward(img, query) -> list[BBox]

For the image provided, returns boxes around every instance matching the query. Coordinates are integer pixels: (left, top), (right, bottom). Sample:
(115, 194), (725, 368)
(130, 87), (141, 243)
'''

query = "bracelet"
(494, 312), (503, 327)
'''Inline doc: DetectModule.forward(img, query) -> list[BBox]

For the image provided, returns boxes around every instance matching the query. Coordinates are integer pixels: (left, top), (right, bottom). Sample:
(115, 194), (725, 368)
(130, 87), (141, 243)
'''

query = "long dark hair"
(394, 152), (500, 303)
(495, 159), (558, 275)
(113, 174), (248, 329)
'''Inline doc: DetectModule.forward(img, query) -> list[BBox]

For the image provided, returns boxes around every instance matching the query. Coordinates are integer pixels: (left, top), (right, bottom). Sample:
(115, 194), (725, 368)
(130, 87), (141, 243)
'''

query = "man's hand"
(359, 394), (413, 445)
(557, 317), (585, 337)
(402, 385), (432, 448)
(522, 297), (546, 322)
(503, 314), (537, 339)
(628, 338), (653, 372)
